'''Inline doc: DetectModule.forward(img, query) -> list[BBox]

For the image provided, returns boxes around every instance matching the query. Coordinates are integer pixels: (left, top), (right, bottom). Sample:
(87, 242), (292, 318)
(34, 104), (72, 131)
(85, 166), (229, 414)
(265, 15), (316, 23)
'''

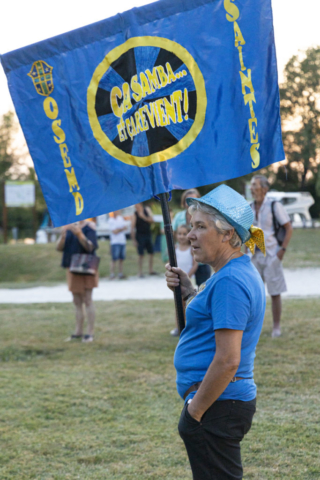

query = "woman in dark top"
(57, 219), (98, 343)
(131, 203), (157, 277)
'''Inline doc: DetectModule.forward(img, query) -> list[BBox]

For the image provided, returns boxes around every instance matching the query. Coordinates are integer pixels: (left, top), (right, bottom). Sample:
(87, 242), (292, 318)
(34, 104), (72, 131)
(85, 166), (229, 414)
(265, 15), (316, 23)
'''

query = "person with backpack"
(250, 175), (293, 338)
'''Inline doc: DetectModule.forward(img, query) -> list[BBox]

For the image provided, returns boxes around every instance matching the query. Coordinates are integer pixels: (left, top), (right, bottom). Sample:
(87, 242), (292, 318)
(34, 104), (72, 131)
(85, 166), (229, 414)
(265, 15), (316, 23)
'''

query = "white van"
(96, 206), (163, 239)
(266, 191), (315, 228)
(96, 206), (135, 239)
(245, 183), (316, 228)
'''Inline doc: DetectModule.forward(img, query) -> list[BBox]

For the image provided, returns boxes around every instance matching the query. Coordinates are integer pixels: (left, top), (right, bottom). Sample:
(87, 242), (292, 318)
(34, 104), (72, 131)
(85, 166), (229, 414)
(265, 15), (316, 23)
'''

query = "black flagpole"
(158, 192), (185, 333)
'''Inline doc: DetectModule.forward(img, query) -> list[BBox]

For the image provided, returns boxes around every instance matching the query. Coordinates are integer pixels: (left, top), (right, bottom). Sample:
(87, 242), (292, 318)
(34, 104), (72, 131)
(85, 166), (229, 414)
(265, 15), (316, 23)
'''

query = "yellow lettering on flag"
(59, 143), (71, 168)
(43, 96), (84, 215)
(166, 63), (177, 84)
(131, 75), (143, 102)
(172, 90), (183, 123)
(248, 118), (258, 143)
(111, 86), (123, 118)
(52, 120), (66, 144)
(164, 97), (177, 125)
(72, 192), (84, 215)
(65, 168), (80, 192)
(146, 68), (159, 92)
(140, 72), (152, 97)
(122, 83), (132, 114)
(225, 0), (261, 169)
(43, 97), (59, 120)
(224, 0), (240, 22)
(250, 144), (260, 169)
(156, 66), (168, 88)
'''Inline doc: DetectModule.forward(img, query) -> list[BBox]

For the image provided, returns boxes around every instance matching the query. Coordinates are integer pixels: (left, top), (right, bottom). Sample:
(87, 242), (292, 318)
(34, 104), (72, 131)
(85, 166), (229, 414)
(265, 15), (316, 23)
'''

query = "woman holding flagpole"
(165, 185), (266, 480)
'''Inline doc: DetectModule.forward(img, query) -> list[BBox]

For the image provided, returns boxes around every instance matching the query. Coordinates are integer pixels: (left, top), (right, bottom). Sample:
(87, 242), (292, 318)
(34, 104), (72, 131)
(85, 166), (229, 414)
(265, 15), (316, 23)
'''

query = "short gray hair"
(252, 175), (270, 190)
(188, 201), (242, 248)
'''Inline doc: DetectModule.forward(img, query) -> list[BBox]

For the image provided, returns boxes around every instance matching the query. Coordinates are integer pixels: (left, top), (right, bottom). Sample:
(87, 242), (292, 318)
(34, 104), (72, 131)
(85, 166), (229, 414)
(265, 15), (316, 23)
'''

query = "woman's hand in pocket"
(276, 249), (285, 261)
(187, 401), (203, 423)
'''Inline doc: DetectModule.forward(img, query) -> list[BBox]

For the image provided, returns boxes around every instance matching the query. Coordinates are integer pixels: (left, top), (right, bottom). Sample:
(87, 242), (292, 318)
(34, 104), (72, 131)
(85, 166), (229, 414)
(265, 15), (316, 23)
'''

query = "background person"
(172, 188), (211, 288)
(131, 202), (157, 277)
(175, 224), (198, 279)
(108, 210), (127, 280)
(160, 207), (174, 264)
(172, 188), (201, 230)
(57, 219), (98, 343)
(250, 175), (293, 337)
(165, 185), (266, 480)
(170, 224), (198, 337)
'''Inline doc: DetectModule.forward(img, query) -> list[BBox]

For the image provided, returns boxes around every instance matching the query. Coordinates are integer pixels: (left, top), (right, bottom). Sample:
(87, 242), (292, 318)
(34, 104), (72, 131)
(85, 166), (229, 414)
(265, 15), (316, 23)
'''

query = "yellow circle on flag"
(87, 36), (207, 167)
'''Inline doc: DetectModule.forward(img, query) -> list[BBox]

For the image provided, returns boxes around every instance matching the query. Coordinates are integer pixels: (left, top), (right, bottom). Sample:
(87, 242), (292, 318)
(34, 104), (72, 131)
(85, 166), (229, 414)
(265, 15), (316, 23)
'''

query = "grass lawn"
(0, 228), (320, 288)
(0, 298), (320, 479)
(283, 228), (320, 269)
(0, 241), (165, 288)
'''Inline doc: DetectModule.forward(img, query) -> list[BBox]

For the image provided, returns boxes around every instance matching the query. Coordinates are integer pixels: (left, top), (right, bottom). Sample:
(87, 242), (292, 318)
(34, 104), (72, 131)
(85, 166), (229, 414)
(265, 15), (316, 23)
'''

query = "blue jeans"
(111, 244), (126, 261)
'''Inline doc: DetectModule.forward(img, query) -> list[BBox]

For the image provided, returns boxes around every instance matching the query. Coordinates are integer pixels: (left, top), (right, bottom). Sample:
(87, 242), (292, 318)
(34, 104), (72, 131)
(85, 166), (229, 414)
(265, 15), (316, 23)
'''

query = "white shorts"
(252, 252), (287, 296)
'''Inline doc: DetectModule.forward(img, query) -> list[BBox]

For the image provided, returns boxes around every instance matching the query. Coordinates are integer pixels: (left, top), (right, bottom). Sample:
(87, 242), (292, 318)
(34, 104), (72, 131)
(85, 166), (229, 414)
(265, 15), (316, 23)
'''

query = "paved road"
(0, 269), (319, 303)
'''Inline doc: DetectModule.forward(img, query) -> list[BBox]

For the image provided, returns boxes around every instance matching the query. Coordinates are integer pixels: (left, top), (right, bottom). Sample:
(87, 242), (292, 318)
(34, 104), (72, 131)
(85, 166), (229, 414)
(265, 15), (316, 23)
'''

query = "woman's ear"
(222, 229), (234, 243)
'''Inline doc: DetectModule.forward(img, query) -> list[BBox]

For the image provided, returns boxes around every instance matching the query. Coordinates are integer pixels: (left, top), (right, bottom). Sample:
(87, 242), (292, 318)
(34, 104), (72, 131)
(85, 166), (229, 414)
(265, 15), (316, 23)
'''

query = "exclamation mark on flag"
(184, 88), (189, 121)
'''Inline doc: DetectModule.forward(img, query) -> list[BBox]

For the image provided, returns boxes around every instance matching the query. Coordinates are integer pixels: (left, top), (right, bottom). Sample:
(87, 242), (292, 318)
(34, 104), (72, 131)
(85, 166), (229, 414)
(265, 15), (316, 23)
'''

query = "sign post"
(3, 181), (36, 243)
(2, 183), (8, 244)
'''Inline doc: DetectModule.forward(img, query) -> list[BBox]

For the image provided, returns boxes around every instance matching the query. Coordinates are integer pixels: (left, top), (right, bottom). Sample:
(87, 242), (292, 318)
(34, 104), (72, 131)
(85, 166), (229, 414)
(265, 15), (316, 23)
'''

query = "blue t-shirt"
(174, 255), (266, 402)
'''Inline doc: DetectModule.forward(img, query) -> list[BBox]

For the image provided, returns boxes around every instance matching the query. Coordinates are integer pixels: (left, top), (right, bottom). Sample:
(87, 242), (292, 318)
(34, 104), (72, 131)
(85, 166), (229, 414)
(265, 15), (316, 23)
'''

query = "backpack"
(271, 201), (286, 246)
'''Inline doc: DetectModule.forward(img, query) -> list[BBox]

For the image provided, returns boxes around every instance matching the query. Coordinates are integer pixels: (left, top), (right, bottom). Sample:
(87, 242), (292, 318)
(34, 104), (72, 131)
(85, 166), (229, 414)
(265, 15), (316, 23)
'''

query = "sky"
(0, 0), (319, 117)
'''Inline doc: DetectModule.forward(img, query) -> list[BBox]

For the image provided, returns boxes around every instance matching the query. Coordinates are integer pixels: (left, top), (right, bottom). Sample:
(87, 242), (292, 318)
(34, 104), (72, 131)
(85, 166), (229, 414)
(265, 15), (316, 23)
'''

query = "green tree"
(0, 111), (18, 180)
(280, 46), (320, 194)
(0, 112), (46, 240)
(0, 110), (32, 181)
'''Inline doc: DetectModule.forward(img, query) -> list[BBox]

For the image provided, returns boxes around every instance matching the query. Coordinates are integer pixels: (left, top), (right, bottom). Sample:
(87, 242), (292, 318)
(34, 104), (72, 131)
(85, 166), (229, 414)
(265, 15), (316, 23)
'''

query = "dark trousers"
(178, 399), (256, 480)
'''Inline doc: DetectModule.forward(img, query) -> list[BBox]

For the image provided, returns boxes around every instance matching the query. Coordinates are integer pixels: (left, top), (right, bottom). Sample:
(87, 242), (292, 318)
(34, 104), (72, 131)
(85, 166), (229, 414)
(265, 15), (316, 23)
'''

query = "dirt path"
(0, 269), (319, 303)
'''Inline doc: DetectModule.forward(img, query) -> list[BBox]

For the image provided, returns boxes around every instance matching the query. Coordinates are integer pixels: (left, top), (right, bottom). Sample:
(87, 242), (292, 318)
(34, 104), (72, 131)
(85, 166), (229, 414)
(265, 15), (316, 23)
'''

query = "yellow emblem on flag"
(28, 60), (54, 96)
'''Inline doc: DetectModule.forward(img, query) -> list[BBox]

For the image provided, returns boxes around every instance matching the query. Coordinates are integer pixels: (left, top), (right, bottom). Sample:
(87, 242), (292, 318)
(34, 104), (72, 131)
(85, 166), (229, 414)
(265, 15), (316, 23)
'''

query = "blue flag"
(1, 0), (284, 226)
